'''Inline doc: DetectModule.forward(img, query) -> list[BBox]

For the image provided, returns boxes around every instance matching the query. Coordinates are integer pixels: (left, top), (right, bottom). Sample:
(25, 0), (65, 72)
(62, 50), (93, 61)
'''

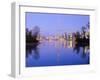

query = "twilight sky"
(26, 12), (89, 36)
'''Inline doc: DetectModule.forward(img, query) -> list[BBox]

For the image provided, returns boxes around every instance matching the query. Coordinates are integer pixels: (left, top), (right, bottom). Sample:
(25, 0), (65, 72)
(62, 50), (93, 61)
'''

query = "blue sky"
(26, 12), (89, 36)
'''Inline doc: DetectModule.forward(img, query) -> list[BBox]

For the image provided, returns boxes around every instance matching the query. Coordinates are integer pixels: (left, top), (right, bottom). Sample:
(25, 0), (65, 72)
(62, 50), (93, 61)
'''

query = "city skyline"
(26, 12), (90, 67)
(26, 12), (89, 36)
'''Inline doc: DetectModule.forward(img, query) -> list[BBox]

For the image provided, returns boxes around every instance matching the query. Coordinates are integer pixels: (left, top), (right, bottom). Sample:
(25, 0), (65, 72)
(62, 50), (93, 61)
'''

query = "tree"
(31, 26), (40, 37)
(31, 26), (40, 42)
(86, 22), (90, 29)
(82, 26), (86, 33)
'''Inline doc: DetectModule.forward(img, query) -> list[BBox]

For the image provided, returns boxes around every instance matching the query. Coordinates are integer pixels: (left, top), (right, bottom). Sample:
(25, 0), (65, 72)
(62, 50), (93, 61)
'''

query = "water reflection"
(26, 38), (89, 67)
(26, 39), (89, 60)
(73, 42), (89, 58)
(26, 42), (40, 60)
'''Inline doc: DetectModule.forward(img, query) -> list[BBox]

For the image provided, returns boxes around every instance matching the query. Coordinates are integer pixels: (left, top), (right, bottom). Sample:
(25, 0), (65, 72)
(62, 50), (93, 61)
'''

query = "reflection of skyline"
(26, 12), (89, 36)
(26, 39), (89, 60)
(26, 43), (40, 60)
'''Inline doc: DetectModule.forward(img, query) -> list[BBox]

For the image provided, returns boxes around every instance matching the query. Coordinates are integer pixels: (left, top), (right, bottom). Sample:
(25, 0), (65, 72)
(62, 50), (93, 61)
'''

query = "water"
(26, 39), (90, 67)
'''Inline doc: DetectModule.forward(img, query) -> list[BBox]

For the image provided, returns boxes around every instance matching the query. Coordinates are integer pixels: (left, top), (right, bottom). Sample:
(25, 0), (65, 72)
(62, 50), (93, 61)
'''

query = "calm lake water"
(26, 40), (90, 67)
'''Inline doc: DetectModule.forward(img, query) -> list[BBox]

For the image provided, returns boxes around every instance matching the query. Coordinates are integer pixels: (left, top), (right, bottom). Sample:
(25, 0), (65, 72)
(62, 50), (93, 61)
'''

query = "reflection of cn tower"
(54, 40), (61, 64)
(54, 39), (74, 64)
(56, 46), (60, 65)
